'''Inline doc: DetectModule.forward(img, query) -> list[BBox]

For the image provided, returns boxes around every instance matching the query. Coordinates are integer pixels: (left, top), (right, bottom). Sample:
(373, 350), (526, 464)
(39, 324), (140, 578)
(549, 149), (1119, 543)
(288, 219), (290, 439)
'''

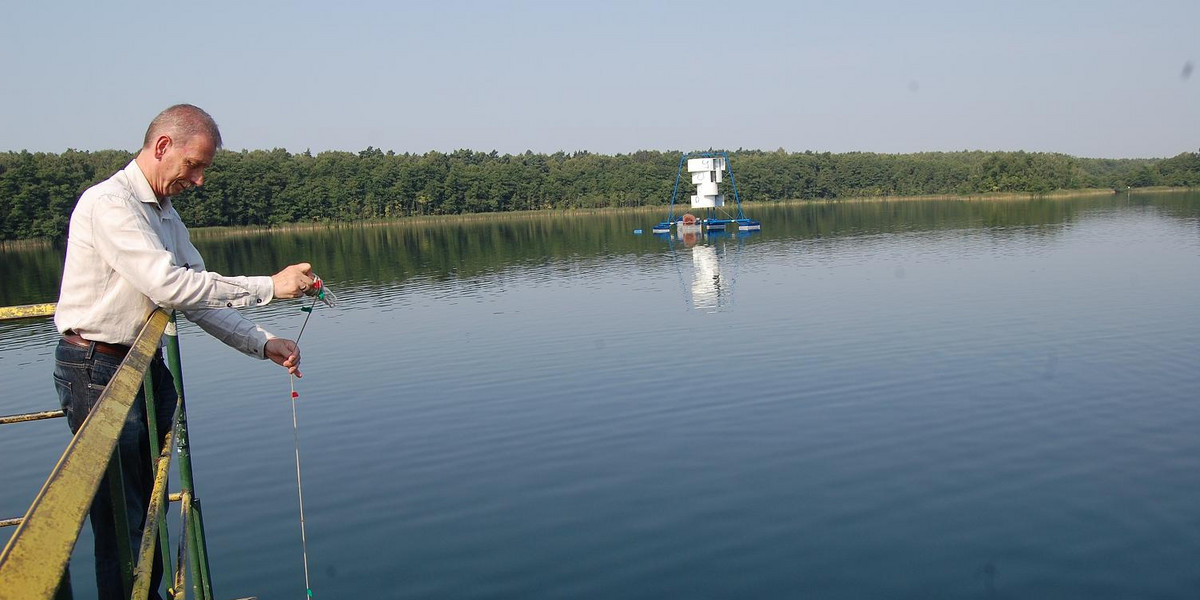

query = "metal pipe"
(0, 411), (65, 425)
(667, 153), (685, 225)
(105, 444), (135, 599)
(724, 151), (746, 220)
(190, 500), (214, 600)
(164, 311), (215, 600)
(142, 372), (177, 586)
(0, 303), (56, 321)
(131, 421), (177, 600)
(172, 492), (191, 600)
(187, 507), (205, 600)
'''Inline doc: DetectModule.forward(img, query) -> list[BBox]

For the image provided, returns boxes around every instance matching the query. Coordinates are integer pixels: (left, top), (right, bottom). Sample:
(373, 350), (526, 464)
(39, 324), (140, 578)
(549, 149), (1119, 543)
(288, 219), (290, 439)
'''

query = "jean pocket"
(52, 372), (74, 424)
(52, 372), (72, 395)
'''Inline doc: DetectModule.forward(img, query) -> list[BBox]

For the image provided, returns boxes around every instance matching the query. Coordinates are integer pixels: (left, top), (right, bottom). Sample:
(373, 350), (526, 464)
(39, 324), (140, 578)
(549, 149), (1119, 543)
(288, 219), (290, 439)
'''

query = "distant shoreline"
(4, 187), (1193, 250)
(183, 186), (1197, 239)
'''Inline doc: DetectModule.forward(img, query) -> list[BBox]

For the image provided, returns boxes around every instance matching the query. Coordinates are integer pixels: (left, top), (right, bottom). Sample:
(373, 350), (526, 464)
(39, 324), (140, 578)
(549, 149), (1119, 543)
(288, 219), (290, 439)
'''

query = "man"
(52, 104), (314, 599)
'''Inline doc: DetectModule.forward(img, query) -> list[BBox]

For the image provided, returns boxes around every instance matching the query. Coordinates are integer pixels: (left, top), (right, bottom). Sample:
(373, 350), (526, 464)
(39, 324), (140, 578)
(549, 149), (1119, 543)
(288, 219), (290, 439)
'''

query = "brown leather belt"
(62, 330), (133, 358)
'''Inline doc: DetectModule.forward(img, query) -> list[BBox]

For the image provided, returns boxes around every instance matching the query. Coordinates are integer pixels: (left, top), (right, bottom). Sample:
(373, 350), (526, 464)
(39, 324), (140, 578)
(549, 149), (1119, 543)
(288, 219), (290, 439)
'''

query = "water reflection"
(2, 192), (1198, 309)
(666, 227), (757, 312)
(691, 245), (723, 311)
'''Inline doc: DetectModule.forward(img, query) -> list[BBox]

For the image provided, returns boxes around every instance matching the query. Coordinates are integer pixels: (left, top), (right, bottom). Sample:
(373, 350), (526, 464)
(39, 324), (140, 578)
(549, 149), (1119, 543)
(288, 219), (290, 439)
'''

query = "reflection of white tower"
(688, 157), (725, 209)
(691, 244), (723, 311)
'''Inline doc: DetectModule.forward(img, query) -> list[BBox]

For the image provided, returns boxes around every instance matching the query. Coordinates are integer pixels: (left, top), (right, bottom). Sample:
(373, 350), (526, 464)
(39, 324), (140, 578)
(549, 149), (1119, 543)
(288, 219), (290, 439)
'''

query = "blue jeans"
(53, 339), (175, 600)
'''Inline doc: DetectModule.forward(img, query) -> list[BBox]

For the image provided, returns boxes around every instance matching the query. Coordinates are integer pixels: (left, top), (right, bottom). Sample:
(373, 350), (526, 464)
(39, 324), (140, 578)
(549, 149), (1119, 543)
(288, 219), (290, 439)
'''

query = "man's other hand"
(266, 338), (302, 377)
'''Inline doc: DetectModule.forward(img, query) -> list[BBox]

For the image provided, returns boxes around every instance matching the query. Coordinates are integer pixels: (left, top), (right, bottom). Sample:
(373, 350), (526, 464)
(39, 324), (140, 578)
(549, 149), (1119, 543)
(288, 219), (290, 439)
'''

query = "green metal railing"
(0, 304), (238, 600)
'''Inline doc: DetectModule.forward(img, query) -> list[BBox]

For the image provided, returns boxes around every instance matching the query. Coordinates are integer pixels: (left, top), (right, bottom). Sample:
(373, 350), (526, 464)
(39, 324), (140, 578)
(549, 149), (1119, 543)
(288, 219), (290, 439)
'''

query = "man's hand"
(265, 338), (302, 377)
(272, 263), (315, 299)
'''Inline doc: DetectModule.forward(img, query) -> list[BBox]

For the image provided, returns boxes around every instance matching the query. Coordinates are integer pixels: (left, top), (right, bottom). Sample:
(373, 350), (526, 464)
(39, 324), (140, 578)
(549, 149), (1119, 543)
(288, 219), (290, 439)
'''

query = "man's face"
(158, 134), (216, 197)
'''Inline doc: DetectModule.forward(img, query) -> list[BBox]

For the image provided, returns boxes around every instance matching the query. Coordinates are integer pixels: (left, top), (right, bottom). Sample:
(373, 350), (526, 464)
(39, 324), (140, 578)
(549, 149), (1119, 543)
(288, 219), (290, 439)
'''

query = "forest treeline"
(1, 147), (1197, 241)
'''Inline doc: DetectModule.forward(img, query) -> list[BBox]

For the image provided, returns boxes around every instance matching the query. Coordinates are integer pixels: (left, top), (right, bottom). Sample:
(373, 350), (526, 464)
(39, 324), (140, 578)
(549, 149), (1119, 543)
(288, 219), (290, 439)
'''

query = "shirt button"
(226, 302), (233, 308)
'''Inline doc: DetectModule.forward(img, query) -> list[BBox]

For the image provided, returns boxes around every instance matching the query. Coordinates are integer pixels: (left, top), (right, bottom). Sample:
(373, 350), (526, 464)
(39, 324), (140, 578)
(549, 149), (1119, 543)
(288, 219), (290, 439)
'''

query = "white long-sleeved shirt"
(55, 160), (277, 358)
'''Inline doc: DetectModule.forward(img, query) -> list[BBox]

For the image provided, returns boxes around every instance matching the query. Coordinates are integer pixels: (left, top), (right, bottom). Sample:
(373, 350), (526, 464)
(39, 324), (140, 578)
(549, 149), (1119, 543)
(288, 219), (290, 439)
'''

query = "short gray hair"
(142, 104), (223, 149)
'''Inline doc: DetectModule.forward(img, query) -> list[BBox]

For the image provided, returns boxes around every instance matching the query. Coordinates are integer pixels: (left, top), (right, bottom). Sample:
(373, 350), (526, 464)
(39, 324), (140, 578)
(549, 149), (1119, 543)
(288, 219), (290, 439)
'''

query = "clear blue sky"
(2, 0), (1195, 158)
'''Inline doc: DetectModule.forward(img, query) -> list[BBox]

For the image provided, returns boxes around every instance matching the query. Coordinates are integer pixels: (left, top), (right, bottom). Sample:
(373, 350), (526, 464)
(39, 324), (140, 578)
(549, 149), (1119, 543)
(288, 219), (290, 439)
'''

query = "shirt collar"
(124, 160), (175, 215)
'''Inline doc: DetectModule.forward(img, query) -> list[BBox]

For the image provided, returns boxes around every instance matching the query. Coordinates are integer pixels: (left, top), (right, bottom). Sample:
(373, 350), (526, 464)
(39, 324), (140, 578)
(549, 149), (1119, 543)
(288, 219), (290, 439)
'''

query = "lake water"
(3, 192), (1200, 599)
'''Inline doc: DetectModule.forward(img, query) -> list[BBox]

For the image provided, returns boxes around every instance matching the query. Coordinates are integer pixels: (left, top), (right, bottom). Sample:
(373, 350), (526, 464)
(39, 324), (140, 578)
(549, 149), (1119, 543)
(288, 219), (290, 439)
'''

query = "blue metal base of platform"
(651, 218), (761, 233)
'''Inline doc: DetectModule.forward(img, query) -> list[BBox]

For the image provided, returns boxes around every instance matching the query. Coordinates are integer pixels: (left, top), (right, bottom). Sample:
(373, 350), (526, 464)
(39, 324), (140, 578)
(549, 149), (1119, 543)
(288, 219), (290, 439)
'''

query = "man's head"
(136, 104), (222, 200)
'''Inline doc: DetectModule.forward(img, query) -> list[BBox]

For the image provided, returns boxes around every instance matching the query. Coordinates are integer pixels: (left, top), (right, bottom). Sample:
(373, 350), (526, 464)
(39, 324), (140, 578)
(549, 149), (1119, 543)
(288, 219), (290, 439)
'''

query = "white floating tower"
(688, 156), (725, 209)
(651, 151), (759, 234)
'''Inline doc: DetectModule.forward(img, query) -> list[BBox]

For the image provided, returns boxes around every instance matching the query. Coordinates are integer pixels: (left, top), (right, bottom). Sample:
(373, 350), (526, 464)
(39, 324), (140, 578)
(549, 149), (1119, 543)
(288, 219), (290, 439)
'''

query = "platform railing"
(0, 305), (223, 600)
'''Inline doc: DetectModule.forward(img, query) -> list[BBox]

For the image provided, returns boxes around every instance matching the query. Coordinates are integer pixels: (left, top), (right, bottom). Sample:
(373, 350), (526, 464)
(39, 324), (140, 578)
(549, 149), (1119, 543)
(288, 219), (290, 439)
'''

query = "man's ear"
(153, 135), (172, 160)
